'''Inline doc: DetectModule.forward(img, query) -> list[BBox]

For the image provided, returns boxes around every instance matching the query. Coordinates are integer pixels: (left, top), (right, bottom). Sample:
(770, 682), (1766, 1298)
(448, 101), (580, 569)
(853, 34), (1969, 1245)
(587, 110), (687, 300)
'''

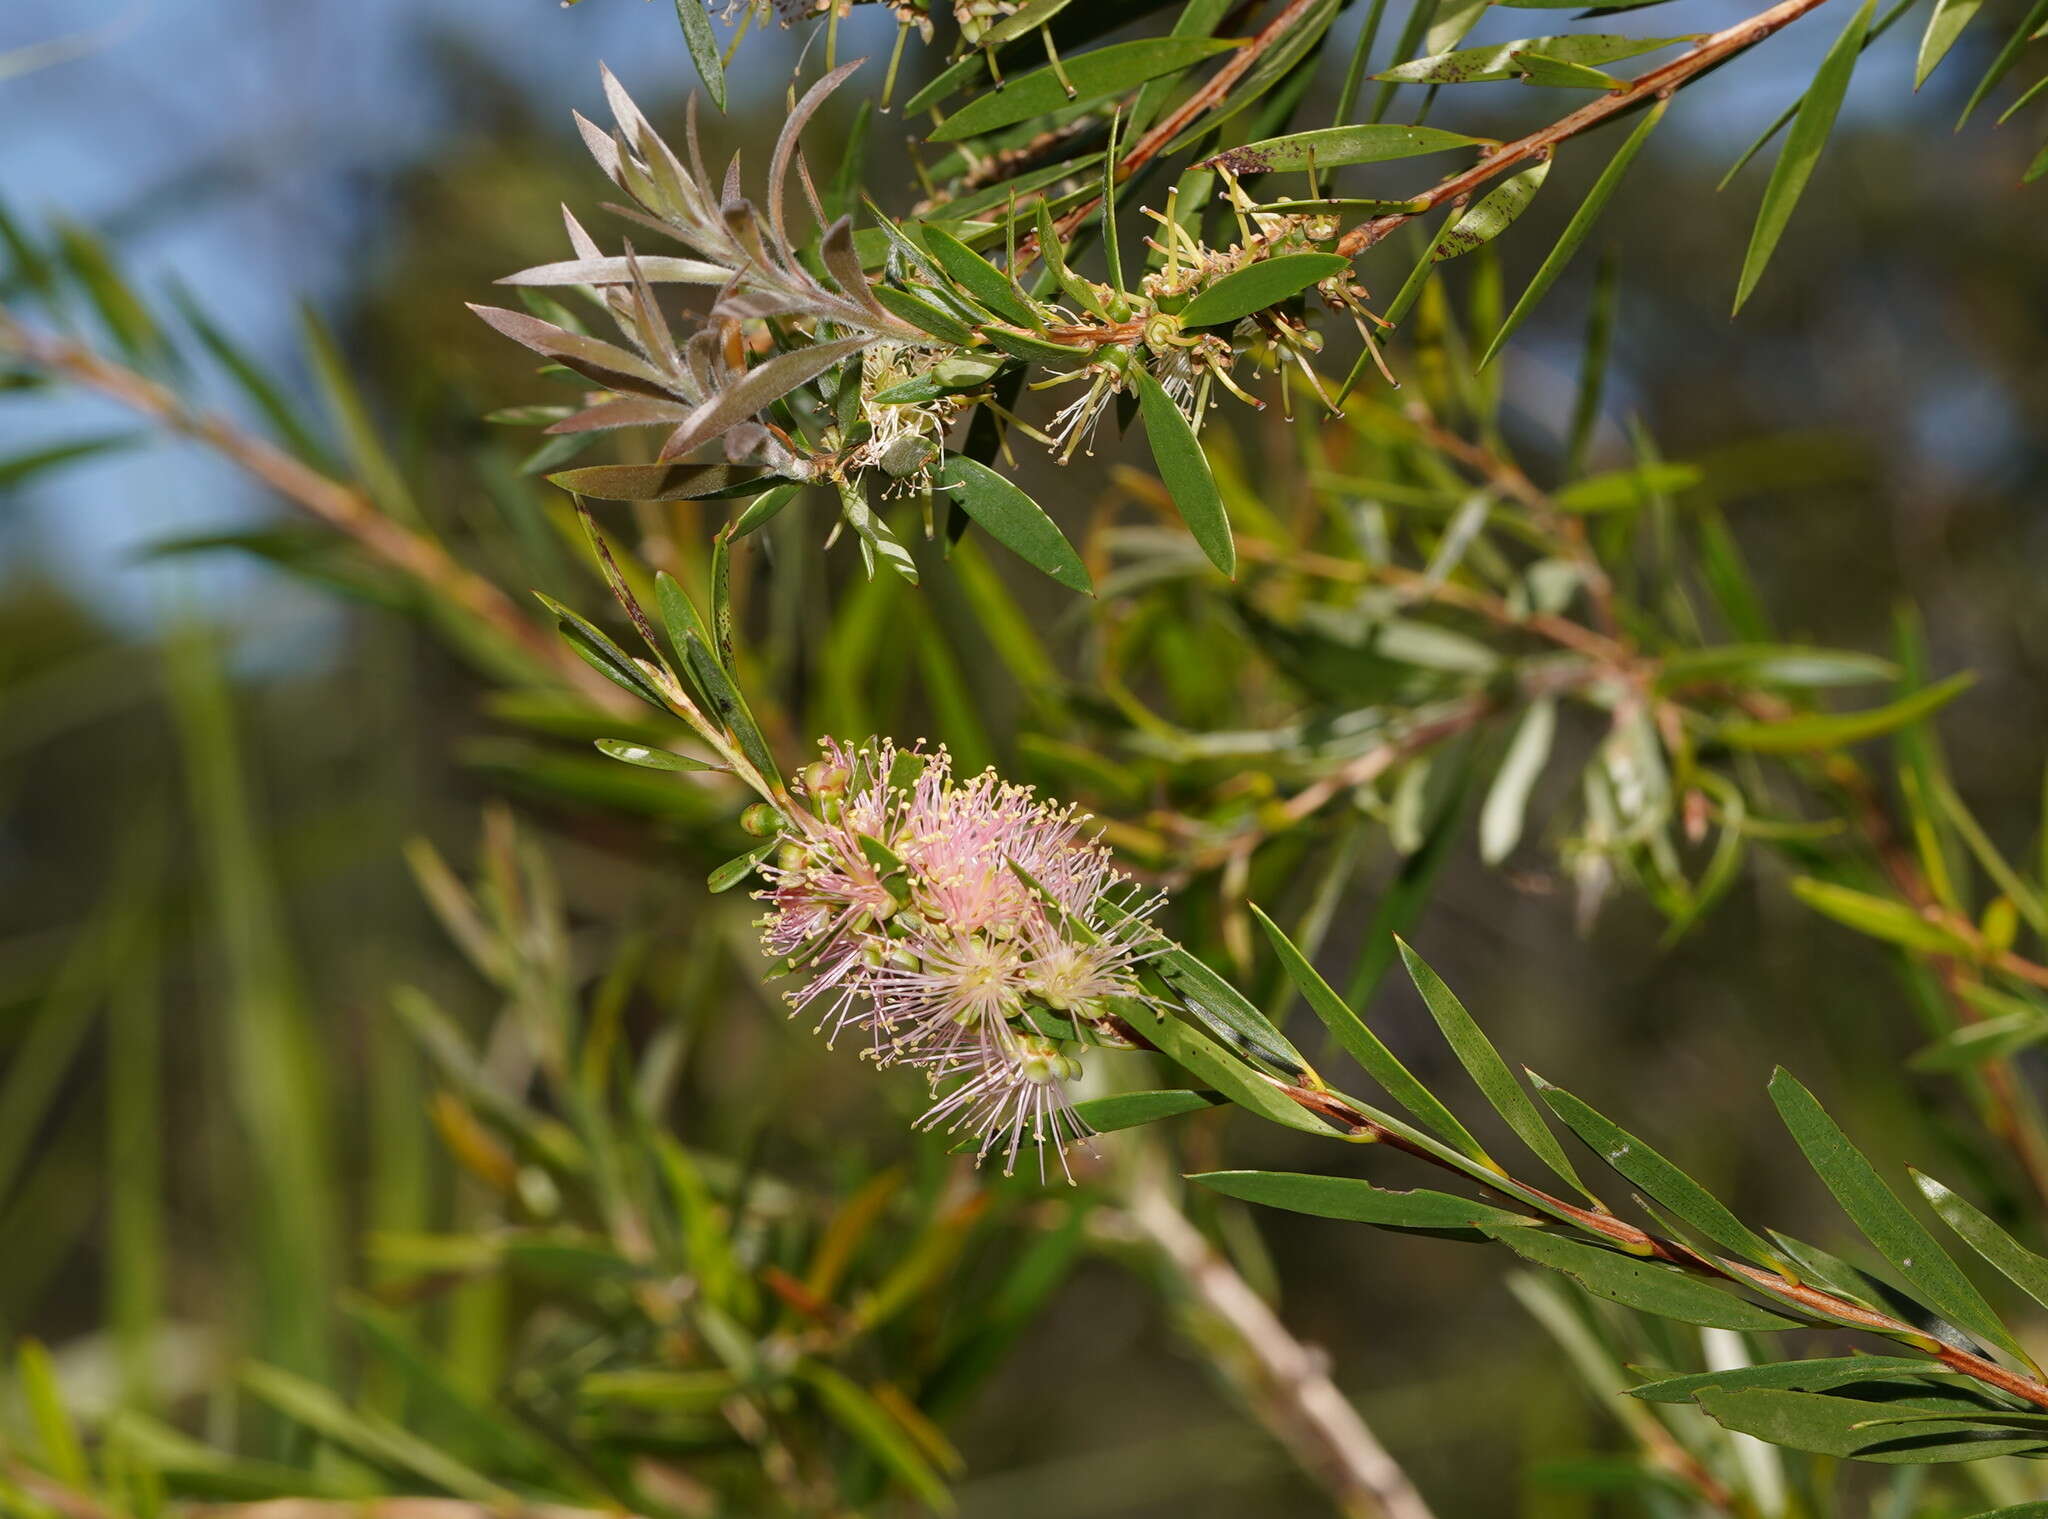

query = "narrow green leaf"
(1958, 0), (2048, 124)
(1917, 0), (1985, 83)
(1251, 904), (1492, 1163)
(675, 0), (727, 109)
(800, 1364), (954, 1512)
(1195, 1170), (1538, 1230)
(1132, 365), (1234, 577)
(1693, 1386), (2048, 1463)
(536, 591), (669, 709)
(1909, 1011), (2048, 1073)
(732, 481), (802, 538)
(241, 1363), (510, 1501)
(1130, 925), (1314, 1080)
(1399, 939), (1597, 1200)
(1480, 98), (1667, 369)
(546, 462), (768, 501)
(1629, 1356), (1958, 1403)
(905, 53), (987, 117)
(19, 1341), (89, 1486)
(1658, 644), (1895, 689)
(1912, 1171), (2048, 1320)
(935, 456), (1092, 594)
(1514, 52), (1625, 87)
(1718, 672), (1974, 752)
(1534, 1078), (1786, 1269)
(654, 570), (781, 787)
(1719, 0), (1917, 188)
(1072, 1089), (1223, 1133)
(920, 226), (1040, 327)
(930, 38), (1240, 141)
(1551, 460), (1701, 511)
(1479, 698), (1556, 864)
(1770, 1068), (2026, 1361)
(872, 285), (980, 347)
(1486, 1226), (1802, 1330)
(708, 842), (774, 893)
(1201, 124), (1487, 175)
(1176, 252), (1349, 328)
(982, 0), (1081, 46)
(594, 739), (723, 772)
(1375, 33), (1688, 83)
(1433, 159), (1551, 261)
(1733, 0), (1874, 313)
(1130, 1000), (1337, 1137)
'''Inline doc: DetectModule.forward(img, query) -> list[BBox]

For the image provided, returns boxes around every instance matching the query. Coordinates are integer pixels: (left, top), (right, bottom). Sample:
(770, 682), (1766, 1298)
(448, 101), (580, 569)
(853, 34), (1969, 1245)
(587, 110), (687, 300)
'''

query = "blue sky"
(0, 0), (1952, 647)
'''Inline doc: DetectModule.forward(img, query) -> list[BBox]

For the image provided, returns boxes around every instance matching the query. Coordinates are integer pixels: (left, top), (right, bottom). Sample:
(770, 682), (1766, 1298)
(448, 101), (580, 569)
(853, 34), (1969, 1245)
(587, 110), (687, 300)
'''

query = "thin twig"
(0, 307), (625, 712)
(1267, 1079), (2048, 1416)
(1334, 0), (1839, 259)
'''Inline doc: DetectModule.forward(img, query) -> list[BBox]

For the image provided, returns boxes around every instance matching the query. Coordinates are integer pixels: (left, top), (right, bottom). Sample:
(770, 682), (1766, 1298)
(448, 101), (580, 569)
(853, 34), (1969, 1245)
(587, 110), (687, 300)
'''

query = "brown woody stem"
(1334, 0), (1839, 259)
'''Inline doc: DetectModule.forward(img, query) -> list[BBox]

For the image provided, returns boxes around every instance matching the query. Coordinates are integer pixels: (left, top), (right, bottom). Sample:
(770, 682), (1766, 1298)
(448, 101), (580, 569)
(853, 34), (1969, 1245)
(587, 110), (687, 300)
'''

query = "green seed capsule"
(741, 802), (783, 837)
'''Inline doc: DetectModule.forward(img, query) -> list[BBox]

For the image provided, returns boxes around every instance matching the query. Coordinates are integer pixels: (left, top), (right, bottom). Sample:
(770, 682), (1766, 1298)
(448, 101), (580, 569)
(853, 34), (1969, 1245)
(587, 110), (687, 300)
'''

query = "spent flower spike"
(753, 737), (1163, 1178)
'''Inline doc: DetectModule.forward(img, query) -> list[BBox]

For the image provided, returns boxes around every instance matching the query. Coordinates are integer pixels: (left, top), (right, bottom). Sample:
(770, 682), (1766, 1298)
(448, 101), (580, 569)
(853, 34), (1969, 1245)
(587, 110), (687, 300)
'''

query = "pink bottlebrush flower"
(754, 738), (1161, 1179)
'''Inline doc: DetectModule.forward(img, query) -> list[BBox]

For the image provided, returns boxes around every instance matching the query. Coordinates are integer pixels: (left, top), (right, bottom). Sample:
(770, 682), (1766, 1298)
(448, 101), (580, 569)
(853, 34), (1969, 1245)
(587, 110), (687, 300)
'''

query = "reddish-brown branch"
(1334, 0), (1840, 259)
(1272, 1079), (2048, 1414)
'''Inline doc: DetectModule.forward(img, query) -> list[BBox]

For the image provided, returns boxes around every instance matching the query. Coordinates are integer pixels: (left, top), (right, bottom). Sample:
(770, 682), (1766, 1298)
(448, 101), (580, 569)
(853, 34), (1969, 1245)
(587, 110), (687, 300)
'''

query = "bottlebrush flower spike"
(754, 738), (1162, 1179)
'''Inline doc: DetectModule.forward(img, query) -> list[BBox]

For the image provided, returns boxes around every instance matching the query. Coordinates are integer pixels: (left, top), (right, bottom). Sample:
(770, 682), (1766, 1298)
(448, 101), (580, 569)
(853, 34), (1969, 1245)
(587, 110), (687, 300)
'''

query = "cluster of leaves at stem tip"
(481, 0), (2047, 596)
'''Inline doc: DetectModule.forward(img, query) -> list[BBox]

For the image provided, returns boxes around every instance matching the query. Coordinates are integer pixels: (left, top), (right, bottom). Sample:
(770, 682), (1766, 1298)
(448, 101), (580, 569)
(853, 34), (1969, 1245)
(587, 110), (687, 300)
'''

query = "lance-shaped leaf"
(468, 304), (677, 398)
(708, 842), (775, 893)
(1533, 1076), (1786, 1270)
(1141, 936), (1314, 1081)
(936, 457), (1091, 594)
(1479, 698), (1555, 864)
(1912, 1171), (2048, 1322)
(1657, 644), (1895, 689)
(1433, 158), (1552, 261)
(1805, 858), (1945, 966)
(497, 254), (730, 286)
(674, 1), (727, 109)
(1630, 1356), (1963, 1403)
(1734, 0), (1873, 313)
(655, 570), (782, 788)
(1957, 0), (2048, 125)
(1770, 1069), (2027, 1362)
(1250, 905), (1492, 1164)
(1484, 1226), (1802, 1330)
(1195, 1170), (1539, 1231)
(1130, 998), (1336, 1137)
(1072, 1089), (1223, 1134)
(1176, 252), (1349, 328)
(1691, 1387), (2048, 1463)
(1480, 97), (1667, 369)
(1515, 52), (1625, 87)
(1717, 672), (1974, 752)
(732, 482), (801, 538)
(873, 285), (981, 347)
(798, 1364), (953, 1511)
(1374, 33), (1689, 83)
(1201, 124), (1488, 175)
(1131, 365), (1234, 577)
(1398, 940), (1598, 1201)
(594, 739), (724, 773)
(547, 463), (770, 503)
(1917, 0), (1986, 82)
(920, 227), (1040, 328)
(658, 335), (872, 460)
(536, 591), (669, 709)
(931, 38), (1241, 141)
